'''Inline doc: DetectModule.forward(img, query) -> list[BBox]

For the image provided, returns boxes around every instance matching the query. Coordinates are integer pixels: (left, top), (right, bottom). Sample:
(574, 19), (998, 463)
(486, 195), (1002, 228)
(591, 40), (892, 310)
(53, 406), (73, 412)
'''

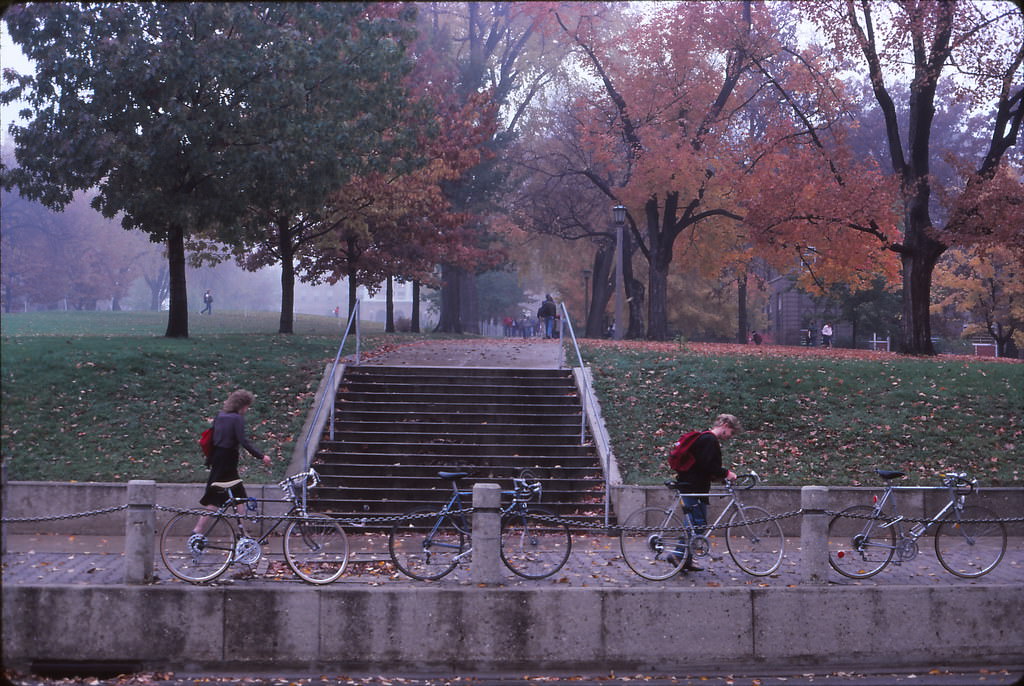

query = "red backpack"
(667, 430), (707, 472)
(199, 425), (214, 465)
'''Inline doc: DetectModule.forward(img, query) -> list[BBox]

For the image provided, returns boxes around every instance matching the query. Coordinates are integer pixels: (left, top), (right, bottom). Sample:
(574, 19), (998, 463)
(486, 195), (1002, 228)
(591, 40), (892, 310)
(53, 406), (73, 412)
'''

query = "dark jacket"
(674, 432), (728, 494)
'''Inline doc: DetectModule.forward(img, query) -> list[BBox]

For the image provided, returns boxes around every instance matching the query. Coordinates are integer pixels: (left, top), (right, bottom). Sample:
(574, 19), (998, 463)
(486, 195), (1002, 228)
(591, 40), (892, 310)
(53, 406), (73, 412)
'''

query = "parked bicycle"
(160, 468), (348, 585)
(388, 470), (572, 581)
(828, 469), (1007, 579)
(619, 472), (784, 580)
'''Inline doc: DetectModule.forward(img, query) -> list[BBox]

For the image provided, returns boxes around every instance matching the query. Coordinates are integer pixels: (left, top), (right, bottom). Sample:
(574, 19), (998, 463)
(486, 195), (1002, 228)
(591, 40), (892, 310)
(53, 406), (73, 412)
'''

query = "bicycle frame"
(855, 483), (961, 559)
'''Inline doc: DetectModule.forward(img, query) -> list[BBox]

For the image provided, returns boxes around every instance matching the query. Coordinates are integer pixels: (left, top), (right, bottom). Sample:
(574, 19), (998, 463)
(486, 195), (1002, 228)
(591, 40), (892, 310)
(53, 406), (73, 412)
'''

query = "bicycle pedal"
(253, 557), (270, 575)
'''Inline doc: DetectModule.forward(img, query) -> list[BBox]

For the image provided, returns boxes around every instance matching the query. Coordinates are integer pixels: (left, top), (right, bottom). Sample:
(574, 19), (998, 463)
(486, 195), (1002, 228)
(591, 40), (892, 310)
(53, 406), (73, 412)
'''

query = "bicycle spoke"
(726, 505), (784, 576)
(160, 511), (234, 584)
(388, 506), (464, 580)
(285, 514), (349, 584)
(934, 505), (1007, 578)
(500, 507), (572, 580)
(827, 505), (895, 579)
(619, 507), (689, 581)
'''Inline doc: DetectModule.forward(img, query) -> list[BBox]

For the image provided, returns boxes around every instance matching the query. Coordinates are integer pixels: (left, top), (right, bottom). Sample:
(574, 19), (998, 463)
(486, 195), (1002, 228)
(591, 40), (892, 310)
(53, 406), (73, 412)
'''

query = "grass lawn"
(2, 311), (1021, 487)
(0, 310), (443, 483)
(581, 340), (1023, 487)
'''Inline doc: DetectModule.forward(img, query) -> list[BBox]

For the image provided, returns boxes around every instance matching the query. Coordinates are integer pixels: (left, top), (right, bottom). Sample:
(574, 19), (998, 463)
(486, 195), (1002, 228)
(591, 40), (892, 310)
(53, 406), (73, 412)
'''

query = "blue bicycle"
(388, 470), (572, 580)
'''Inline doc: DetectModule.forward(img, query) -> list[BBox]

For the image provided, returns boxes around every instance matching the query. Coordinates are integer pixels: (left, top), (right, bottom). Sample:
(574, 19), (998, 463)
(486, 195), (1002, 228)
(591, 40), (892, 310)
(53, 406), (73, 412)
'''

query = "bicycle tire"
(827, 505), (895, 579)
(500, 506), (572, 579)
(726, 505), (784, 576)
(619, 506), (689, 581)
(160, 511), (235, 584)
(934, 504), (1007, 578)
(388, 506), (465, 580)
(284, 513), (349, 584)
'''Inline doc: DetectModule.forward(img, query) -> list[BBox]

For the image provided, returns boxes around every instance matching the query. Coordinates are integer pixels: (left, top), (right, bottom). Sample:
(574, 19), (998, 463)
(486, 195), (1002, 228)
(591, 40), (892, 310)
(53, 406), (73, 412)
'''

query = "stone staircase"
(309, 365), (606, 528)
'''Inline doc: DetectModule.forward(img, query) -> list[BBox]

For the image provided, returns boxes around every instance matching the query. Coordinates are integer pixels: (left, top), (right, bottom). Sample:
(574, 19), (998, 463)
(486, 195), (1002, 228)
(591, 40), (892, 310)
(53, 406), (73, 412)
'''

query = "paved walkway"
(358, 337), (565, 368)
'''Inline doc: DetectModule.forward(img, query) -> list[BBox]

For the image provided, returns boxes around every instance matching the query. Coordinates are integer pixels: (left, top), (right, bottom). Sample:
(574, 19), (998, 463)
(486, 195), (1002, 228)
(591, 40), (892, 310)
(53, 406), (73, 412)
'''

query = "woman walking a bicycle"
(193, 390), (271, 538)
(671, 413), (740, 571)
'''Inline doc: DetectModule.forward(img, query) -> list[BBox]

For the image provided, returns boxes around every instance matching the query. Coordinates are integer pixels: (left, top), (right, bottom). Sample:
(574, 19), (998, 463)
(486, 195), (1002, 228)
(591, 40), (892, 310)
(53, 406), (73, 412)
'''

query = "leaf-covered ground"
(581, 340), (1023, 486)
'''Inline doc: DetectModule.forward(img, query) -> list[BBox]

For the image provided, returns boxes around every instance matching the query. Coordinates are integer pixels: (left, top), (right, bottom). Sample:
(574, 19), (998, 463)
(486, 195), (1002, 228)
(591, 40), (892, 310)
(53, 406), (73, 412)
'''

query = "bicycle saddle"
(211, 479), (243, 489)
(875, 469), (906, 480)
(438, 471), (469, 481)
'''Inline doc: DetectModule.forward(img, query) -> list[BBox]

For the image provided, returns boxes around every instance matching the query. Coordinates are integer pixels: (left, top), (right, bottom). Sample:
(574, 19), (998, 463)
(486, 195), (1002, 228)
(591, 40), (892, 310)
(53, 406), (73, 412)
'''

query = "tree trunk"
(164, 224), (189, 338)
(461, 271), (479, 334)
(411, 280), (421, 333)
(586, 245), (614, 338)
(648, 260), (669, 341)
(436, 264), (463, 333)
(736, 273), (748, 344)
(385, 275), (395, 333)
(278, 223), (296, 335)
(899, 225), (945, 355)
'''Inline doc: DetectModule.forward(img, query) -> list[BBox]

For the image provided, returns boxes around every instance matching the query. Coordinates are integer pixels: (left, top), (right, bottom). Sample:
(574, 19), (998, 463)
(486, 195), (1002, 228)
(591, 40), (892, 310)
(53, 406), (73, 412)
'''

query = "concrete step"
(319, 442), (595, 458)
(333, 410), (583, 426)
(329, 430), (586, 446)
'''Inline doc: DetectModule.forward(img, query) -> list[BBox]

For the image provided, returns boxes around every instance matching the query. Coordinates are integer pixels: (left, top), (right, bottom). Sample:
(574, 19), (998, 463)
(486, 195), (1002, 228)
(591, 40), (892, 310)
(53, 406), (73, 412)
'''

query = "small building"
(764, 274), (851, 347)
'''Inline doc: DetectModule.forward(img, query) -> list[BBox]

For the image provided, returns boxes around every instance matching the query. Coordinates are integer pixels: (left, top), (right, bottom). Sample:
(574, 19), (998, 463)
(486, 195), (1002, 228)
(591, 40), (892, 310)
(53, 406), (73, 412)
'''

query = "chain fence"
(5, 503), (1020, 530)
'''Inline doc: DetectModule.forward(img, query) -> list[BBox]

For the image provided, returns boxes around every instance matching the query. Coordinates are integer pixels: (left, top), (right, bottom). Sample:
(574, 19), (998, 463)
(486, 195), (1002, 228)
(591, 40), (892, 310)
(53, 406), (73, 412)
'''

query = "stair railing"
(558, 302), (611, 526)
(300, 300), (361, 489)
(558, 302), (588, 445)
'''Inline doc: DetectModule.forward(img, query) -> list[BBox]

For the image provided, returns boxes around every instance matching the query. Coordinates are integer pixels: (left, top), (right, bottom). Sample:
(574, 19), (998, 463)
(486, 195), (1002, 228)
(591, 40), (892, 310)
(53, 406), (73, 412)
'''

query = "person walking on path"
(538, 294), (557, 339)
(821, 322), (833, 349)
(201, 289), (213, 315)
(192, 390), (270, 538)
(670, 413), (740, 572)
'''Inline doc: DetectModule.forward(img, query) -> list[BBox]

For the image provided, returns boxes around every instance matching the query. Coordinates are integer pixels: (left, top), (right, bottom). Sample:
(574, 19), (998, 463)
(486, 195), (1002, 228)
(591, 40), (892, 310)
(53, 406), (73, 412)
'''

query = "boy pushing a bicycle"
(671, 413), (740, 571)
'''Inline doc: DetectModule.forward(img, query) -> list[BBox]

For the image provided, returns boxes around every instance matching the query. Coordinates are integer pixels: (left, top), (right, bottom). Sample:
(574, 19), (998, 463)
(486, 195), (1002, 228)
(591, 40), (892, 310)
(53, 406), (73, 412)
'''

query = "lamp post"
(612, 205), (626, 340)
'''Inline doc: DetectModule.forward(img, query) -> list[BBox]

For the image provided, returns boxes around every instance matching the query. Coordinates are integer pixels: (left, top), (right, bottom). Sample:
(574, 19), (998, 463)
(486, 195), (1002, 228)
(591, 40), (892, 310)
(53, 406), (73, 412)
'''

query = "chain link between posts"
(3, 504), (1021, 528)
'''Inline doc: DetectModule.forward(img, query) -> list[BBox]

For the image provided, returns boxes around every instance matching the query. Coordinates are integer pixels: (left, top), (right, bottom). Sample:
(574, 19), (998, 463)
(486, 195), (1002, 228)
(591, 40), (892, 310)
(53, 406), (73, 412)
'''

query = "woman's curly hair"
(223, 389), (255, 413)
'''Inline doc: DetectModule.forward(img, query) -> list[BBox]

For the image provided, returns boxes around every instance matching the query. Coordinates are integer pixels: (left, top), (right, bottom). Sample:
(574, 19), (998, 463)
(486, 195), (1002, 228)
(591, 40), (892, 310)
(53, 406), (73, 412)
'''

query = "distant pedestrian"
(821, 322), (833, 349)
(751, 331), (762, 345)
(538, 295), (557, 339)
(201, 290), (213, 315)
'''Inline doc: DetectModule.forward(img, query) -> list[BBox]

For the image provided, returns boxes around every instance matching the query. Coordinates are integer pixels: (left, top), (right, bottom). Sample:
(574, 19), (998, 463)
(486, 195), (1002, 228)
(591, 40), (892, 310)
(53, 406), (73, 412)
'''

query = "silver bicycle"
(619, 472), (784, 580)
(828, 469), (1007, 579)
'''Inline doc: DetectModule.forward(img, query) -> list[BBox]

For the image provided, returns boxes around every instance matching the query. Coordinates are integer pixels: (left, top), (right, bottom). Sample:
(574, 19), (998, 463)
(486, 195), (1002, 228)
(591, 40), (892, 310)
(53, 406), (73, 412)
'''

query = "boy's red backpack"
(667, 430), (707, 472)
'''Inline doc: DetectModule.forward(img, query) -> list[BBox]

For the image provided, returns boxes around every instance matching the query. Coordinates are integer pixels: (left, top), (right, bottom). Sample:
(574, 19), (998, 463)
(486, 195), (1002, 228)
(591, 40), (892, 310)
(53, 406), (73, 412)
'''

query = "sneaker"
(187, 533), (205, 555)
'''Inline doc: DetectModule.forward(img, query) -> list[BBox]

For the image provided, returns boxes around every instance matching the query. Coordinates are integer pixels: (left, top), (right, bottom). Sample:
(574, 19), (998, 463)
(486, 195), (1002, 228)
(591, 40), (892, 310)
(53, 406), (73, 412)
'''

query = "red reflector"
(873, 495), (878, 504)
(837, 551), (845, 558)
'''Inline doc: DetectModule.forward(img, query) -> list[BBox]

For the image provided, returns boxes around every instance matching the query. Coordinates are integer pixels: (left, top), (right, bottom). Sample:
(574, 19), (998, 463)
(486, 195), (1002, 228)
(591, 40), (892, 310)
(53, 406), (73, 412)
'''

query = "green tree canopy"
(2, 3), (420, 337)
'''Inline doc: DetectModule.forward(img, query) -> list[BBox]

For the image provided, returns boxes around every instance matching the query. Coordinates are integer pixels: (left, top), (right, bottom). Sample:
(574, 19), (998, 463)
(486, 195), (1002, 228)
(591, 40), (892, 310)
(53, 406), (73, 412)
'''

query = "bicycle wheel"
(284, 514), (349, 584)
(827, 505), (895, 579)
(500, 506), (572, 579)
(388, 506), (465, 580)
(934, 504), (1007, 578)
(160, 511), (235, 583)
(619, 506), (689, 581)
(726, 505), (784, 576)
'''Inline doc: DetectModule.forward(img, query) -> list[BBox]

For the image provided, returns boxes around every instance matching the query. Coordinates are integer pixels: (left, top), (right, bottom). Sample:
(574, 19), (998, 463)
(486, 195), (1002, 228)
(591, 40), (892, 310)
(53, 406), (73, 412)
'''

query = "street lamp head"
(612, 204), (626, 225)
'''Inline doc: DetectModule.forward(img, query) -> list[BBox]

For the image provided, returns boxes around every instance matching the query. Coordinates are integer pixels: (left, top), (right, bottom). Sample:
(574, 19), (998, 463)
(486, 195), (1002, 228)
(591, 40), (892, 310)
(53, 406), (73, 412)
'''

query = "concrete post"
(470, 483), (502, 584)
(800, 485), (830, 584)
(124, 479), (156, 584)
(1, 459), (7, 556)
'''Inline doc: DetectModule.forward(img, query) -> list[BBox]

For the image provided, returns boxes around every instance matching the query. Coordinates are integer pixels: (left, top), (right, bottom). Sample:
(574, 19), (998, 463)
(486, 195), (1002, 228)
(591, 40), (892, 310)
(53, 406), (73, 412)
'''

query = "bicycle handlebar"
(942, 471), (976, 492)
(279, 468), (320, 500)
(731, 472), (760, 490)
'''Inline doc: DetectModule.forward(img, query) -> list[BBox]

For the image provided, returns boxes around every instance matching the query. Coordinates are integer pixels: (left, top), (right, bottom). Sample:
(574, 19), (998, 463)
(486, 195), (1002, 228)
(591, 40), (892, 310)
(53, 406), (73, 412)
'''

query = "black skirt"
(199, 445), (248, 507)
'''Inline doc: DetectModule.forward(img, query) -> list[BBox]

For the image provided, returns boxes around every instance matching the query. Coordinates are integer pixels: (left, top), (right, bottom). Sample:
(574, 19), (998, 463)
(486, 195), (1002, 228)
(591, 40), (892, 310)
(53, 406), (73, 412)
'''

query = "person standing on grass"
(201, 289), (213, 315)
(670, 413), (740, 572)
(821, 322), (833, 349)
(192, 390), (270, 539)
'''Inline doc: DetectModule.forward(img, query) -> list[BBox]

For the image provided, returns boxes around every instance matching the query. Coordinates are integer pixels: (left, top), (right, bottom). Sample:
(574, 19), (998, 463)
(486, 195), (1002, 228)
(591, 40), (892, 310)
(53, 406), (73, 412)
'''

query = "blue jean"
(682, 496), (708, 536)
(544, 316), (555, 338)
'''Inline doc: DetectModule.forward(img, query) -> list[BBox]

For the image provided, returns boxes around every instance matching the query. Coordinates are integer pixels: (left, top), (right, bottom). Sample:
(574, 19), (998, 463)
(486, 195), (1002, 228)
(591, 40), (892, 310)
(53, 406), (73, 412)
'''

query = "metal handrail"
(301, 300), (360, 477)
(558, 302), (588, 445)
(558, 302), (610, 527)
